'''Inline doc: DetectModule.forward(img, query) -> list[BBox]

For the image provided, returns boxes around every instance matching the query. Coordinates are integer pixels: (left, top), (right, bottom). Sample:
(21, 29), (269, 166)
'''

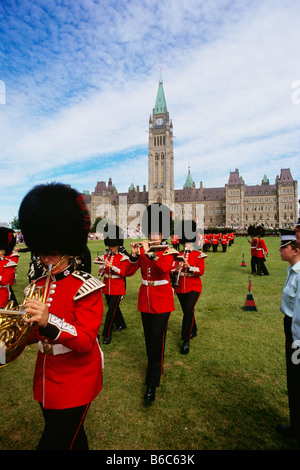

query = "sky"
(0, 0), (299, 225)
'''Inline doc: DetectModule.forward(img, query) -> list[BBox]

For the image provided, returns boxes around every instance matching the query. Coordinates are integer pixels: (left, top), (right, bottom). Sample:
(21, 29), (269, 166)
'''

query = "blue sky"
(0, 0), (299, 224)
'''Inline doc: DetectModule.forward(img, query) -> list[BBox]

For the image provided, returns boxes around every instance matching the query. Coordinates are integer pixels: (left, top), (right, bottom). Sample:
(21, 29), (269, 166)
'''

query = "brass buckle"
(147, 281), (154, 286)
(42, 343), (53, 354)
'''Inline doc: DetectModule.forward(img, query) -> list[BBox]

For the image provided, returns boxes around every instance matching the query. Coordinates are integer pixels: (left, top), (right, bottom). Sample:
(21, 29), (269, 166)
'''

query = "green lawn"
(0, 236), (297, 450)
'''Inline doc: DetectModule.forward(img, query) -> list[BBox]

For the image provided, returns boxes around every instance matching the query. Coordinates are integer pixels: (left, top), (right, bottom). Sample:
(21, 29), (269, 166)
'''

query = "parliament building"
(83, 81), (298, 230)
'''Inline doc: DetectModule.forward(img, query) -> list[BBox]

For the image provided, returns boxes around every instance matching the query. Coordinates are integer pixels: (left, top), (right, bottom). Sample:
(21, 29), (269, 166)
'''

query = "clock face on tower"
(156, 118), (163, 125)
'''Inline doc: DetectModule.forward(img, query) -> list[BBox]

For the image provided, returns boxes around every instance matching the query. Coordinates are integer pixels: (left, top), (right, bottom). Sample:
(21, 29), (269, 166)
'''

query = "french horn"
(0, 275), (51, 368)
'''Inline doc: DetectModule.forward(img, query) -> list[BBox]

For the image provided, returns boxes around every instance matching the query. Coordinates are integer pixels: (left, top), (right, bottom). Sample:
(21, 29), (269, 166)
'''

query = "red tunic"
(132, 246), (177, 314)
(26, 269), (104, 409)
(172, 250), (206, 294)
(256, 238), (268, 258)
(250, 237), (258, 256)
(94, 251), (136, 295)
(0, 257), (17, 307)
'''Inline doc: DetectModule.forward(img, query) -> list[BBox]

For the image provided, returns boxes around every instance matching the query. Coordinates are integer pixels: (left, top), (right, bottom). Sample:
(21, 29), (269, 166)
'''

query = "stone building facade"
(84, 81), (298, 230)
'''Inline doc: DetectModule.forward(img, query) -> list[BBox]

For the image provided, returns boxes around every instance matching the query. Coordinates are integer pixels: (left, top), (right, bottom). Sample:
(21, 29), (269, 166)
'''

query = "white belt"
(142, 279), (169, 287)
(104, 274), (122, 279)
(39, 341), (72, 355)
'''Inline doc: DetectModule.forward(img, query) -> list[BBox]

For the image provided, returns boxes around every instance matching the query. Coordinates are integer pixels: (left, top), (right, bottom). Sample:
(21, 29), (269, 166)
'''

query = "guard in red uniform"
(172, 220), (206, 354)
(212, 233), (219, 252)
(0, 228), (17, 308)
(18, 182), (104, 450)
(247, 225), (258, 274)
(220, 232), (229, 252)
(256, 226), (269, 276)
(94, 224), (136, 344)
(130, 204), (178, 402)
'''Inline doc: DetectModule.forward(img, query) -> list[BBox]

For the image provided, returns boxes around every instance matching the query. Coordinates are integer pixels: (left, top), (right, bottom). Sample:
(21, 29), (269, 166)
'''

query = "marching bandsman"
(172, 220), (206, 355)
(256, 226), (269, 276)
(130, 204), (178, 402)
(18, 182), (104, 450)
(220, 232), (229, 252)
(94, 224), (135, 345)
(0, 227), (17, 308)
(212, 233), (219, 252)
(247, 225), (258, 275)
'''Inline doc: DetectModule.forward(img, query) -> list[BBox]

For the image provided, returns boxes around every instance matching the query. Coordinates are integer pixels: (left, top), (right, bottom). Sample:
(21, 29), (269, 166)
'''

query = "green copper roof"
(154, 81), (167, 115)
(262, 174), (269, 183)
(183, 168), (194, 189)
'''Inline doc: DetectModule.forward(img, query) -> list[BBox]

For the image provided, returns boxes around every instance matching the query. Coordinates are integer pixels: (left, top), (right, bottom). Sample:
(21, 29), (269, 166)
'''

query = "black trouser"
(37, 403), (90, 450)
(251, 255), (257, 274)
(141, 312), (170, 387)
(284, 315), (300, 444)
(257, 257), (269, 275)
(176, 291), (200, 341)
(103, 294), (126, 338)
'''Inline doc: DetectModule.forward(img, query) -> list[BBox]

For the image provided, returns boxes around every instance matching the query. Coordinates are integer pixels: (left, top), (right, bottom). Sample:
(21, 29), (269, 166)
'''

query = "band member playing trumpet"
(130, 204), (178, 402)
(18, 182), (104, 450)
(0, 228), (17, 308)
(94, 224), (134, 345)
(172, 220), (206, 355)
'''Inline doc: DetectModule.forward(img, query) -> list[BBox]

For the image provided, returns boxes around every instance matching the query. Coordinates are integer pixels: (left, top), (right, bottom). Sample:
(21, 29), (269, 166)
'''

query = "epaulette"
(198, 252), (208, 259)
(120, 254), (130, 261)
(163, 247), (179, 256)
(4, 259), (17, 268)
(72, 271), (105, 300)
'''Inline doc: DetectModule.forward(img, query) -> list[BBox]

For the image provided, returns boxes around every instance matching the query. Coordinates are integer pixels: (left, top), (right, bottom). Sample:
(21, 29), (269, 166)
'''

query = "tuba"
(0, 275), (51, 368)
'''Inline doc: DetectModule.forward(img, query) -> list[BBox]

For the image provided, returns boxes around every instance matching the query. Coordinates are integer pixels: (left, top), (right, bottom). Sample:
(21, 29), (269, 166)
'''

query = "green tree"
(10, 216), (20, 230)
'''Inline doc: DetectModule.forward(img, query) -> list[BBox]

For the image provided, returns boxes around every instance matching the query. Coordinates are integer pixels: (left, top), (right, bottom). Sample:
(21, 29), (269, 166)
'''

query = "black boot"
(144, 386), (156, 402)
(103, 336), (111, 344)
(181, 341), (189, 354)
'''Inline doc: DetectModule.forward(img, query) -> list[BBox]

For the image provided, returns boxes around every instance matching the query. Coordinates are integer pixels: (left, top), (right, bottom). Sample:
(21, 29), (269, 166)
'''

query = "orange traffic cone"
(244, 278), (257, 311)
(241, 253), (246, 267)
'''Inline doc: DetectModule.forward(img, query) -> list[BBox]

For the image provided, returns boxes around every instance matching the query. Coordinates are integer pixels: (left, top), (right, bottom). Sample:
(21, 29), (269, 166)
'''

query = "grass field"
(0, 235), (298, 451)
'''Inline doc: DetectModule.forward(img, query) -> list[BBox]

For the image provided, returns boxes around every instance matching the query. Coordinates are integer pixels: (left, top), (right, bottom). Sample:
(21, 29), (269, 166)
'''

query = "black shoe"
(103, 337), (111, 345)
(181, 341), (189, 355)
(144, 386), (156, 402)
(276, 424), (296, 439)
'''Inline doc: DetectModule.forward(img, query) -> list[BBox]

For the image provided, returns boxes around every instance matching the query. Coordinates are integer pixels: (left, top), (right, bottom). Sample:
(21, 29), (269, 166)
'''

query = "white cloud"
(0, 0), (299, 224)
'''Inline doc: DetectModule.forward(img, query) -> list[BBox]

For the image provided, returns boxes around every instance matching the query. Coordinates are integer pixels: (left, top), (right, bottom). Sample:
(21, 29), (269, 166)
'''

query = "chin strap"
(47, 254), (69, 274)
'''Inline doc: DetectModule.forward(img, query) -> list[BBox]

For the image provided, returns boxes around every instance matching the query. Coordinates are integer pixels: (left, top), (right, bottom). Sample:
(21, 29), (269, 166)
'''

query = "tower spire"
(154, 79), (167, 115)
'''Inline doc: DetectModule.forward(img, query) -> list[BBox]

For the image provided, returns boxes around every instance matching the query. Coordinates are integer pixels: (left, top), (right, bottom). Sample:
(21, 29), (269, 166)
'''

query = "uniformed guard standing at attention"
(247, 225), (258, 275)
(18, 182), (105, 450)
(172, 220), (206, 355)
(130, 204), (178, 402)
(256, 226), (269, 276)
(94, 223), (136, 345)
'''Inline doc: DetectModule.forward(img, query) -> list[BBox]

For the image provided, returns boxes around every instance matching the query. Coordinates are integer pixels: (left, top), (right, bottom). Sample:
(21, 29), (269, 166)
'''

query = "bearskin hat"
(175, 219), (197, 244)
(0, 227), (16, 256)
(141, 203), (172, 240)
(103, 224), (124, 247)
(18, 182), (90, 256)
(247, 225), (257, 237)
(256, 225), (265, 237)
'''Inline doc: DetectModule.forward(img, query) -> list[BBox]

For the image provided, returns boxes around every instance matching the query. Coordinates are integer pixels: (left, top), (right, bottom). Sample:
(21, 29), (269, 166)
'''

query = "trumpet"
(130, 241), (168, 252)
(0, 275), (51, 368)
